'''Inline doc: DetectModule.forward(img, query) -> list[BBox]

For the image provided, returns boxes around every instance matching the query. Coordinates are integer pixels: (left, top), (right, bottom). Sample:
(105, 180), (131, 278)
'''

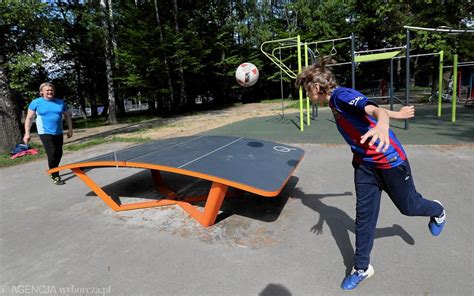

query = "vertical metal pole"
(279, 47), (284, 119)
(304, 42), (310, 126)
(297, 35), (304, 131)
(390, 58), (394, 110)
(452, 54), (458, 122)
(405, 29), (410, 130)
(351, 33), (356, 88)
(470, 73), (473, 100)
(438, 51), (444, 117)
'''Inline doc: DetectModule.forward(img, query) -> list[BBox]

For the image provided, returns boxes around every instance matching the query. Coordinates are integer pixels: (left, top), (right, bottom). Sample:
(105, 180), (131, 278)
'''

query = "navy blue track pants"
(352, 160), (443, 270)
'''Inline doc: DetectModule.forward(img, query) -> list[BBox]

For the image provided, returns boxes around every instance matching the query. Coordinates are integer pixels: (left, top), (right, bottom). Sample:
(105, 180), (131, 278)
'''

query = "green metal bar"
(297, 35), (304, 131)
(355, 51), (402, 63)
(304, 36), (352, 47)
(304, 42), (310, 126)
(262, 50), (298, 79)
(269, 45), (300, 77)
(438, 51), (444, 117)
(272, 44), (298, 53)
(273, 35), (351, 51)
(260, 37), (299, 79)
(452, 54), (458, 122)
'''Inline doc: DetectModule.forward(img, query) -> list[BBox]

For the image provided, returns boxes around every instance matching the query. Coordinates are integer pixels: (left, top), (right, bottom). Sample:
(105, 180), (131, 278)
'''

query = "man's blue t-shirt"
(329, 87), (406, 169)
(28, 97), (68, 135)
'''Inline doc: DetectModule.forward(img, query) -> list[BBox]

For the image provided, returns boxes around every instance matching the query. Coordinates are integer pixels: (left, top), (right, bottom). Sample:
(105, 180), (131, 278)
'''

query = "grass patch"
(72, 117), (110, 129)
(285, 100), (301, 109)
(0, 148), (45, 167)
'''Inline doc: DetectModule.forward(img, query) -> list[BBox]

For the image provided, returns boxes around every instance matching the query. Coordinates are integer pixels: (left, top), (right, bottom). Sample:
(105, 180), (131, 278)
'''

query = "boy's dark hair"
(295, 56), (337, 94)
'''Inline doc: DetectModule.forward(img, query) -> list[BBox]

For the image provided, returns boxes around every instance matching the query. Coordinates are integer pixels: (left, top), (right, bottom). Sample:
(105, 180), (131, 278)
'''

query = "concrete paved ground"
(1, 141), (472, 296)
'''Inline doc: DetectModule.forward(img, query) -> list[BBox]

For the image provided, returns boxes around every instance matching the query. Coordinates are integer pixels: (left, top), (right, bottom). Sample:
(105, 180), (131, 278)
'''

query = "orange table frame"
(48, 161), (294, 227)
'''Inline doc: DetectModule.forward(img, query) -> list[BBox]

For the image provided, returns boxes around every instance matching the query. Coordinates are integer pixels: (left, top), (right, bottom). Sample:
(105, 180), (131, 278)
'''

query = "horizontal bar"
(367, 96), (391, 100)
(327, 61), (352, 66)
(404, 25), (474, 33)
(305, 36), (352, 46)
(355, 46), (406, 54)
(261, 36), (299, 46)
(444, 63), (474, 68)
(272, 37), (352, 51)
(355, 51), (402, 62)
(392, 52), (441, 59)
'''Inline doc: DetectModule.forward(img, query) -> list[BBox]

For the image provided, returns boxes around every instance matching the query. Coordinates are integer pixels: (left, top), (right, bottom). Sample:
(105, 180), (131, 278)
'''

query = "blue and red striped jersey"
(329, 87), (406, 169)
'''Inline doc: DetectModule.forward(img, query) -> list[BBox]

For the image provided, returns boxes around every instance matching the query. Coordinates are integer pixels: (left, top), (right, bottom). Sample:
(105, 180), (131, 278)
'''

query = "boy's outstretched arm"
(384, 105), (415, 119)
(361, 105), (390, 152)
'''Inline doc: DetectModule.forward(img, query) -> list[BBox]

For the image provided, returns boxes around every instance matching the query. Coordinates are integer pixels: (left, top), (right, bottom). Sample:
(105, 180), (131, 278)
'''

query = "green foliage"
(1, 1), (52, 100)
(2, 0), (472, 118)
(7, 52), (44, 99)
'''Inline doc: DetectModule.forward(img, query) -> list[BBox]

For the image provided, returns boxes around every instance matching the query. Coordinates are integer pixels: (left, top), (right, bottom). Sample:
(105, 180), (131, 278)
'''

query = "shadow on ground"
(290, 187), (415, 274)
(83, 171), (297, 225)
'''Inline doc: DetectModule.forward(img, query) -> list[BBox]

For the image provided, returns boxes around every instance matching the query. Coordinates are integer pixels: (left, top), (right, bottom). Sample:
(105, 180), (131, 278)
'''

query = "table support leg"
(72, 168), (178, 211)
(71, 168), (229, 226)
(177, 182), (228, 227)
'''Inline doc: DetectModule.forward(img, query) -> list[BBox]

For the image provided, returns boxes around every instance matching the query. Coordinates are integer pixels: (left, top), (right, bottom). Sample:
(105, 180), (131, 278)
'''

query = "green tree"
(0, 55), (22, 153)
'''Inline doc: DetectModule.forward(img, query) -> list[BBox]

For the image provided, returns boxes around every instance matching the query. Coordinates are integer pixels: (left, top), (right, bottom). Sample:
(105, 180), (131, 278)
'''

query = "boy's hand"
(399, 106), (415, 119)
(360, 123), (390, 152)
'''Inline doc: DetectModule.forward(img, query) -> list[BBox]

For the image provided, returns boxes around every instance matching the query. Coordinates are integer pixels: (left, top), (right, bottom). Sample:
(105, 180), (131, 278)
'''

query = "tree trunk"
(74, 59), (88, 120)
(100, 0), (117, 124)
(153, 0), (174, 113)
(172, 0), (187, 110)
(412, 56), (418, 87)
(396, 58), (402, 91)
(0, 55), (22, 153)
(107, 0), (124, 116)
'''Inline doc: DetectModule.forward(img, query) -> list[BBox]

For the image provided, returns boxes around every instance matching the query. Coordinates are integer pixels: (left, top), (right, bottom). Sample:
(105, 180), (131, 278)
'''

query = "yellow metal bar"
(355, 51), (402, 62)
(271, 44), (298, 54)
(261, 50), (297, 79)
(261, 36), (299, 45)
(297, 35), (304, 131)
(261, 37), (299, 79)
(269, 45), (300, 76)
